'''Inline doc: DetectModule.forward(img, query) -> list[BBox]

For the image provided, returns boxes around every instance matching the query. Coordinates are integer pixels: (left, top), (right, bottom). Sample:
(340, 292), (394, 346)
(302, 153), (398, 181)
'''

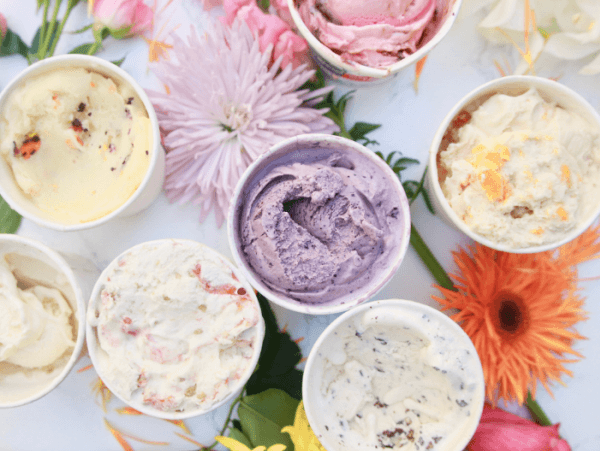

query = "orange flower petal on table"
(175, 432), (206, 447)
(433, 243), (588, 406)
(166, 419), (192, 435)
(104, 418), (169, 450)
(413, 55), (428, 93)
(92, 377), (112, 412)
(116, 407), (143, 415)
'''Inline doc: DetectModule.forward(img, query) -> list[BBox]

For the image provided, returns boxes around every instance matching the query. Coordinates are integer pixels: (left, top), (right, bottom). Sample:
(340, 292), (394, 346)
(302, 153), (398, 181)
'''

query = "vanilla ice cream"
(438, 87), (600, 249)
(307, 301), (483, 451)
(0, 246), (79, 406)
(87, 240), (263, 415)
(0, 67), (152, 224)
(297, 0), (452, 68)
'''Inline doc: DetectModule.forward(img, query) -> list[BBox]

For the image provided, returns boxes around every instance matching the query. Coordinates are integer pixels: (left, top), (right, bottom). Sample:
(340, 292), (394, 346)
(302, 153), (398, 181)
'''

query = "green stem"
(39, 0), (51, 55)
(409, 223), (455, 290)
(86, 40), (102, 55)
(46, 1), (75, 57)
(202, 390), (245, 450)
(526, 392), (552, 426)
(38, 0), (62, 59)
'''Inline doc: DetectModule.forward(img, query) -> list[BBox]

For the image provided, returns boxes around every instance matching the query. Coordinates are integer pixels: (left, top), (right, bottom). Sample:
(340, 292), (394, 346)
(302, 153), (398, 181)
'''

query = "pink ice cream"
(297, 0), (445, 68)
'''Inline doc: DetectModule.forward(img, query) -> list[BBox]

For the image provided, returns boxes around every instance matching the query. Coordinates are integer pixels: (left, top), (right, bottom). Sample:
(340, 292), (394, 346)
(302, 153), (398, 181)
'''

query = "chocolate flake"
(126, 97), (134, 105)
(456, 399), (468, 407)
(77, 102), (86, 112)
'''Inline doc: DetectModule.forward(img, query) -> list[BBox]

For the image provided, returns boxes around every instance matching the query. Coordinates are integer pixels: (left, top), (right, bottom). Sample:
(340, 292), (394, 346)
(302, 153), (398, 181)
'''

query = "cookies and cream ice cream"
(238, 150), (406, 305)
(438, 88), (600, 249)
(87, 240), (263, 414)
(312, 302), (483, 451)
(0, 248), (78, 405)
(296, 0), (451, 68)
(0, 67), (152, 224)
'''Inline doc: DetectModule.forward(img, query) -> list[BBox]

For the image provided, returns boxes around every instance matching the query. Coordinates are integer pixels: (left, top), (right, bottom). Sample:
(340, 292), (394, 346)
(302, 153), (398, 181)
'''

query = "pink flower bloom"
(221, 0), (310, 70)
(93, 0), (153, 37)
(149, 20), (337, 226)
(468, 405), (571, 451)
(270, 0), (294, 29)
(0, 13), (7, 39)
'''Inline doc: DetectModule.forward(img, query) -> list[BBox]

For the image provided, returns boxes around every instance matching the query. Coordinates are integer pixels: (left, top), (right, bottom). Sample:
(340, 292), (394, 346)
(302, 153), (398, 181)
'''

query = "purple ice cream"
(238, 150), (406, 305)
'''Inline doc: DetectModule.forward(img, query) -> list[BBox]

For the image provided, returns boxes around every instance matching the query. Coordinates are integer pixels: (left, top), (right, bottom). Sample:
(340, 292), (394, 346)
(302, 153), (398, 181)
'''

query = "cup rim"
(227, 133), (411, 315)
(302, 298), (485, 451)
(0, 54), (162, 232)
(85, 238), (265, 420)
(0, 234), (86, 408)
(287, 0), (463, 79)
(428, 75), (600, 253)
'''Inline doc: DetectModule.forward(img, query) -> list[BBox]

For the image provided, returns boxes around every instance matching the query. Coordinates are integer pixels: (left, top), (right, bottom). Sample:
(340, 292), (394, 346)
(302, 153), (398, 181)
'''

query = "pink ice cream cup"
(288, 0), (462, 85)
(228, 134), (411, 315)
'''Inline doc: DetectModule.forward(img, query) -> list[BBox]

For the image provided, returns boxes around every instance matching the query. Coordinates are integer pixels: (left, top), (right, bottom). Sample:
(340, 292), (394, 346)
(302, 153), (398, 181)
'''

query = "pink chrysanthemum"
(150, 20), (338, 225)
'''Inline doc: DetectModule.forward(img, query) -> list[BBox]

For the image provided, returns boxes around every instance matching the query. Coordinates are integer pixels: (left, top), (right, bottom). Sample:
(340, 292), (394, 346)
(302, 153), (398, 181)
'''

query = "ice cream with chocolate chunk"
(438, 88), (600, 249)
(239, 151), (405, 305)
(0, 67), (152, 224)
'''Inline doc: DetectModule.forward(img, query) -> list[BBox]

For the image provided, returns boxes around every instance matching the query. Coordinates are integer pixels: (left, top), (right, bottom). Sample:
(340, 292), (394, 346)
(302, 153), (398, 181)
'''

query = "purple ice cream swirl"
(240, 152), (403, 304)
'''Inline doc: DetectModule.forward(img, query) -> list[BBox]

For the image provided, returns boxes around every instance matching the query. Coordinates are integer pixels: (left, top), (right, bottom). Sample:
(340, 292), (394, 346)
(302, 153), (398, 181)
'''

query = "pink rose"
(221, 0), (310, 70)
(270, 0), (294, 29)
(0, 13), (7, 39)
(93, 0), (153, 37)
(199, 0), (223, 11)
(468, 405), (571, 451)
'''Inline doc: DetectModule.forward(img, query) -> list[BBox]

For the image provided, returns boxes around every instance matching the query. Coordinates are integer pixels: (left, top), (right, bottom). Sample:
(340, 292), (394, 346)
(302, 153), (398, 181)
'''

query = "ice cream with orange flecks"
(0, 67), (152, 224)
(87, 240), (263, 414)
(438, 88), (600, 249)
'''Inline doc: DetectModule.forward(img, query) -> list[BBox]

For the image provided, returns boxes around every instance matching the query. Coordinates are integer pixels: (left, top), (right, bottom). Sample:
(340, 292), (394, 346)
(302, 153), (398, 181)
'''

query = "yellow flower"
(281, 401), (326, 451)
(215, 436), (286, 451)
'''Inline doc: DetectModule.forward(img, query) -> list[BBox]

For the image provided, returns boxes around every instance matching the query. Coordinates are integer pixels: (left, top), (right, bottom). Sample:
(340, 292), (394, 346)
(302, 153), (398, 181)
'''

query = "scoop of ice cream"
(0, 67), (152, 224)
(240, 152), (403, 304)
(297, 0), (439, 68)
(0, 262), (75, 369)
(88, 240), (262, 414)
(439, 88), (600, 249)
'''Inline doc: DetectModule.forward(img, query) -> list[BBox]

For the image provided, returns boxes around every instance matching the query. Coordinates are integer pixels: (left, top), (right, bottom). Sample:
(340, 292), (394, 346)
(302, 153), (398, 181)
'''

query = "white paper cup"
(428, 75), (600, 253)
(288, 0), (462, 85)
(303, 299), (485, 451)
(0, 235), (86, 408)
(86, 239), (265, 420)
(228, 134), (411, 315)
(0, 55), (165, 231)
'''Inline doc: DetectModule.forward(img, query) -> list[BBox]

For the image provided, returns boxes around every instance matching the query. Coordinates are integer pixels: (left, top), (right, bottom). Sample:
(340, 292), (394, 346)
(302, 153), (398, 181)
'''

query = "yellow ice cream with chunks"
(0, 67), (152, 224)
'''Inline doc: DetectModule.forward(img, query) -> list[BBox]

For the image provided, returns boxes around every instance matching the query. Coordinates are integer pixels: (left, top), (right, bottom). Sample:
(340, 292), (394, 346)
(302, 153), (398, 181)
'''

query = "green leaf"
(108, 25), (133, 40)
(245, 293), (303, 399)
(1, 29), (29, 59)
(228, 426), (254, 449)
(238, 389), (300, 451)
(0, 195), (22, 234)
(258, 0), (271, 12)
(69, 43), (95, 54)
(112, 56), (126, 67)
(348, 122), (381, 143)
(29, 21), (59, 58)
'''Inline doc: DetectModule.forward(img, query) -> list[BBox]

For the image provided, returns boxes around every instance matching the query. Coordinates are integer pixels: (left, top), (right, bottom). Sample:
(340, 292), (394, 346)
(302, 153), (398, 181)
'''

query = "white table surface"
(1, 1), (599, 450)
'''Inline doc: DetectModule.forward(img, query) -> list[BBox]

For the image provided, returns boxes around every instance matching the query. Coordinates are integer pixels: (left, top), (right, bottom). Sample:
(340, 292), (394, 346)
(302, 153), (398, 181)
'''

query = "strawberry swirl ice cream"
(297, 0), (448, 68)
(87, 240), (263, 416)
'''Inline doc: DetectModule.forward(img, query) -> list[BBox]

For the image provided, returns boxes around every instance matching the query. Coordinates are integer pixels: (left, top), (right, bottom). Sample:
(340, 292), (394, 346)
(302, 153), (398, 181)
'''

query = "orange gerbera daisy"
(433, 224), (600, 406)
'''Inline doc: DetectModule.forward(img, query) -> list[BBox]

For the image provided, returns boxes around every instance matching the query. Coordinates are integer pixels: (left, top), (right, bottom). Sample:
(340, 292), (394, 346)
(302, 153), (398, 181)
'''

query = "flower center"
(222, 103), (253, 132)
(492, 291), (530, 339)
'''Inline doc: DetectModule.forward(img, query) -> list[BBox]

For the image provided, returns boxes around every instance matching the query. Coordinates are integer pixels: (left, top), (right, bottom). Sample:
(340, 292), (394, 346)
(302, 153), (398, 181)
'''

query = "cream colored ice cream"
(0, 250), (78, 405)
(317, 304), (482, 450)
(0, 67), (152, 224)
(438, 88), (600, 249)
(88, 240), (263, 414)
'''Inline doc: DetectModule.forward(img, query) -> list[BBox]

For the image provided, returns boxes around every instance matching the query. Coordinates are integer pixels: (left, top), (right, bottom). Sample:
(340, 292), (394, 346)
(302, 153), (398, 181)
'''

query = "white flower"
(477, 0), (600, 75)
(149, 19), (337, 226)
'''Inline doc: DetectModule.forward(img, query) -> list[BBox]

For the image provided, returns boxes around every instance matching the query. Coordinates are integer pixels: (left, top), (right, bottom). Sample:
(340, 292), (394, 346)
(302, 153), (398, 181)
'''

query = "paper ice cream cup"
(288, 0), (462, 85)
(428, 75), (600, 253)
(0, 235), (86, 408)
(0, 55), (165, 231)
(228, 134), (411, 315)
(303, 299), (485, 451)
(86, 239), (265, 420)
